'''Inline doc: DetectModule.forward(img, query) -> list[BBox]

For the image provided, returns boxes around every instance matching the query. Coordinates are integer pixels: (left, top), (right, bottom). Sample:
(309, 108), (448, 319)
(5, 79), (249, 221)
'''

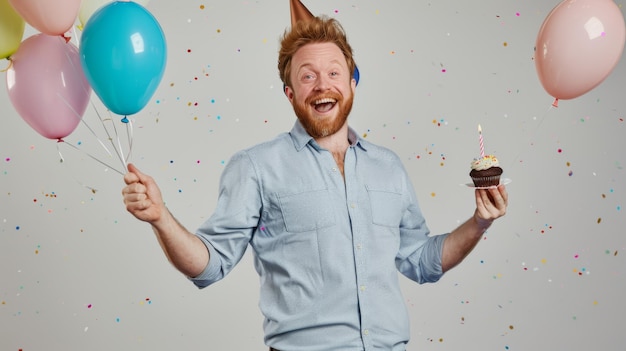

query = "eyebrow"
(296, 59), (345, 73)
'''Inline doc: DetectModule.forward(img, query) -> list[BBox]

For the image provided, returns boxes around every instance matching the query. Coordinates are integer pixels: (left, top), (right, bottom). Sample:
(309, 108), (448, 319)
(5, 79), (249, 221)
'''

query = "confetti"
(0, 3), (623, 350)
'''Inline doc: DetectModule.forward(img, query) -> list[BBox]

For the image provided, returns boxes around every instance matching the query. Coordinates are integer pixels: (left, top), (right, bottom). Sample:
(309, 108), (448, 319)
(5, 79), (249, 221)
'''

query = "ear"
(350, 78), (356, 93)
(284, 84), (295, 103)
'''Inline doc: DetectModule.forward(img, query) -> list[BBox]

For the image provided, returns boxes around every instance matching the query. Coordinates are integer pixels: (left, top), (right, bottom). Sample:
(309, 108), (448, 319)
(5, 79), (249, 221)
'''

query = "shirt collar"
(289, 120), (367, 152)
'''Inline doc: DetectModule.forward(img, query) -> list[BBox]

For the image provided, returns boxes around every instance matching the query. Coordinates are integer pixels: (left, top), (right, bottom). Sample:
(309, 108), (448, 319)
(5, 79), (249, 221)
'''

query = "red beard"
(292, 90), (354, 138)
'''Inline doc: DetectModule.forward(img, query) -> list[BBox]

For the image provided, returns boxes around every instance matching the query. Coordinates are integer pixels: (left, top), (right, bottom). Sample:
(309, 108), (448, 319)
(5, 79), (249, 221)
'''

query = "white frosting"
(471, 155), (500, 171)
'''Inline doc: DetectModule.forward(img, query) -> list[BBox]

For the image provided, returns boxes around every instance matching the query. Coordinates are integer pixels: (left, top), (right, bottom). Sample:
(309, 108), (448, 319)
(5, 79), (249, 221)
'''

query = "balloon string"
(85, 101), (131, 171)
(79, 116), (116, 158)
(55, 27), (133, 178)
(61, 39), (128, 170)
(57, 90), (83, 125)
(1, 58), (13, 73)
(56, 91), (124, 169)
(56, 140), (125, 176)
(507, 103), (554, 170)
(124, 118), (134, 165)
(58, 102), (132, 180)
(71, 25), (81, 47)
(62, 41), (92, 99)
(60, 27), (133, 176)
(104, 112), (131, 169)
(55, 140), (98, 194)
(114, 119), (128, 167)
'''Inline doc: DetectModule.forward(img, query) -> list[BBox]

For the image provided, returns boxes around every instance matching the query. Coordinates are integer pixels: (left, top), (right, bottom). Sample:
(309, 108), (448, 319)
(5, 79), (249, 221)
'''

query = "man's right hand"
(122, 163), (165, 224)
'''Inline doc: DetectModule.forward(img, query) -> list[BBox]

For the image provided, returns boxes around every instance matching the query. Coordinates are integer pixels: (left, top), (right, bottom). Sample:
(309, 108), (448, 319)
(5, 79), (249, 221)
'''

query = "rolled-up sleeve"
(187, 150), (262, 288)
(188, 239), (223, 288)
(395, 170), (448, 283)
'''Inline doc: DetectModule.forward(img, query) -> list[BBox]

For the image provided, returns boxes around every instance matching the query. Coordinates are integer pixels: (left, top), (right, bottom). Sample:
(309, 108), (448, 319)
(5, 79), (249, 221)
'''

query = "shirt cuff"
(422, 233), (448, 282)
(187, 235), (222, 288)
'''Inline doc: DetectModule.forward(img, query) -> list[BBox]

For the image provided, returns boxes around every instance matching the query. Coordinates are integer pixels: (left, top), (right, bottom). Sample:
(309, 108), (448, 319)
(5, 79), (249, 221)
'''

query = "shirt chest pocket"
(366, 186), (404, 227)
(278, 188), (337, 233)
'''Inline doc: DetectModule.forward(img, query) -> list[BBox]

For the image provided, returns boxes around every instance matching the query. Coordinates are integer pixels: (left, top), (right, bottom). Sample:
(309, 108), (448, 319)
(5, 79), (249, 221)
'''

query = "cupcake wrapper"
(471, 175), (501, 187)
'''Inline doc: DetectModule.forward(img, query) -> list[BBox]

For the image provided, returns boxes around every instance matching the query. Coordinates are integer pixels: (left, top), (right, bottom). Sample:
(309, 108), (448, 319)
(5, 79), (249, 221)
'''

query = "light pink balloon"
(6, 34), (91, 141)
(8, 0), (81, 36)
(535, 0), (626, 103)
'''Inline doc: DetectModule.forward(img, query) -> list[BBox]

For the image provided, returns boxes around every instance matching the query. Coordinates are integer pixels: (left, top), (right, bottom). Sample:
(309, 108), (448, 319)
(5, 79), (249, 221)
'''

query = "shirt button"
(363, 329), (369, 335)
(350, 203), (356, 209)
(356, 244), (362, 250)
(360, 285), (366, 291)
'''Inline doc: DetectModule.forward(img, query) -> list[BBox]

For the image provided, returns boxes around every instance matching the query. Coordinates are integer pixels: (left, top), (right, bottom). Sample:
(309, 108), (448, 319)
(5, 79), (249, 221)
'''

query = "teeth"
(314, 98), (337, 105)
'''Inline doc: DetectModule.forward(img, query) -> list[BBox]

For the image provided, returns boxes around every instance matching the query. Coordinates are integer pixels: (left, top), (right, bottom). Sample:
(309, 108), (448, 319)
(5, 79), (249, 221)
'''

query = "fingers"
(123, 183), (147, 207)
(127, 163), (143, 179)
(127, 162), (138, 173)
(121, 164), (164, 222)
(125, 163), (146, 184)
(122, 163), (150, 205)
(122, 182), (147, 199)
(123, 182), (155, 219)
(475, 185), (508, 220)
(124, 163), (139, 185)
(492, 185), (508, 212)
(495, 184), (508, 205)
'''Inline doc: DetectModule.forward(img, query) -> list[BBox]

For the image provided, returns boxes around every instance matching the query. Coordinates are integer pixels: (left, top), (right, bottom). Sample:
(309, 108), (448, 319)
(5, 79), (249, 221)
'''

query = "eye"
(329, 71), (339, 77)
(302, 73), (316, 81)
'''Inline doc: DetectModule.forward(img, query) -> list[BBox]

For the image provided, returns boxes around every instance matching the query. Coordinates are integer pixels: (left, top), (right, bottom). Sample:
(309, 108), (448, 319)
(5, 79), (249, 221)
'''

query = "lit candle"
(478, 124), (485, 158)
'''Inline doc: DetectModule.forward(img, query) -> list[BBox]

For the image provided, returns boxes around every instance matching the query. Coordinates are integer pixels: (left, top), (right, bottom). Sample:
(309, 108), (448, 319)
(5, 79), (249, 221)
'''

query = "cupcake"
(470, 155), (503, 187)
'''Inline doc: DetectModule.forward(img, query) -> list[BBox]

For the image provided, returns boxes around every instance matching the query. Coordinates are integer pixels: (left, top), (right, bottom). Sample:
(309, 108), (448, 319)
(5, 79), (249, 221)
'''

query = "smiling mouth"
(313, 97), (337, 113)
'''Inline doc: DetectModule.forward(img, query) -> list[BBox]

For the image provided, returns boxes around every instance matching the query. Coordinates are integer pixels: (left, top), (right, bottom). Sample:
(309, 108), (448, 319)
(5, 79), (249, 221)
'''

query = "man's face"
(285, 42), (356, 138)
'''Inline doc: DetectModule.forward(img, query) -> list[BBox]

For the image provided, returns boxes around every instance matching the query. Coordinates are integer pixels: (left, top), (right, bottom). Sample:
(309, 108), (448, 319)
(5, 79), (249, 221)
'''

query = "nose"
(314, 74), (331, 91)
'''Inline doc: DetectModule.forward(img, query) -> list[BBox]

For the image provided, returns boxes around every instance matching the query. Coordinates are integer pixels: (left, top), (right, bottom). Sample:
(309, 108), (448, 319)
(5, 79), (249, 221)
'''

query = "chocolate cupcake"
(470, 155), (503, 187)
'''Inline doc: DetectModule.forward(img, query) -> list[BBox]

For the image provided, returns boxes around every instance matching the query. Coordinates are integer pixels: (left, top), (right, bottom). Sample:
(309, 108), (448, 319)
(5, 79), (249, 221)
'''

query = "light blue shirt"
(191, 120), (448, 350)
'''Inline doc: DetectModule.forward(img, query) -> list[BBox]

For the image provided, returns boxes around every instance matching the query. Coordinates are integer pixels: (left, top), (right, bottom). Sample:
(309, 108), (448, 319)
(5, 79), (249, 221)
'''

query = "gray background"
(2, 0), (625, 350)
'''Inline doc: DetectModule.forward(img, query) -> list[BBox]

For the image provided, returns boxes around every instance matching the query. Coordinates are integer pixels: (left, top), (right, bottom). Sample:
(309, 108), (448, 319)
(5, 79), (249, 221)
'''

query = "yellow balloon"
(0, 0), (25, 59)
(79, 0), (150, 28)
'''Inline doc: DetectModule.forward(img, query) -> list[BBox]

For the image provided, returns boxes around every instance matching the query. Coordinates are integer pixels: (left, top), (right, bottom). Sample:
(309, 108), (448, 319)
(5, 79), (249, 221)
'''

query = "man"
(122, 15), (508, 351)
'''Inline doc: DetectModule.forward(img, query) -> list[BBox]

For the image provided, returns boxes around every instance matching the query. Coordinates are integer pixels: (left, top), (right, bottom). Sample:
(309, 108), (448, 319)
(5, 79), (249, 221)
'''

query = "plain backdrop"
(1, 1), (625, 350)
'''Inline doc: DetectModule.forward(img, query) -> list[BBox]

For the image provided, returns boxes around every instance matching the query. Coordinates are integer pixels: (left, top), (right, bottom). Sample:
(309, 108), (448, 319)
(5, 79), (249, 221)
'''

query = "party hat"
(290, 0), (314, 27)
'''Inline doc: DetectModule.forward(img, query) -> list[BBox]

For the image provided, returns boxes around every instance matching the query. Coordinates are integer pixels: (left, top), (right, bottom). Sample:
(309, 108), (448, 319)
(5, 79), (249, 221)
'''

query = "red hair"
(278, 16), (356, 88)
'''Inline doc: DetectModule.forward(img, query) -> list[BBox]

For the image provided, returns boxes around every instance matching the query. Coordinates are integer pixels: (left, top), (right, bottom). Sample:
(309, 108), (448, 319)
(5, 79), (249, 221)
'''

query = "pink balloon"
(6, 34), (91, 141)
(535, 0), (626, 104)
(8, 0), (81, 36)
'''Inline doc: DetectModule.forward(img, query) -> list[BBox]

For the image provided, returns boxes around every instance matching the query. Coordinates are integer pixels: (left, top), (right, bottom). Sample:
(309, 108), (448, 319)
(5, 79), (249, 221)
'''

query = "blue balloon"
(80, 1), (166, 117)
